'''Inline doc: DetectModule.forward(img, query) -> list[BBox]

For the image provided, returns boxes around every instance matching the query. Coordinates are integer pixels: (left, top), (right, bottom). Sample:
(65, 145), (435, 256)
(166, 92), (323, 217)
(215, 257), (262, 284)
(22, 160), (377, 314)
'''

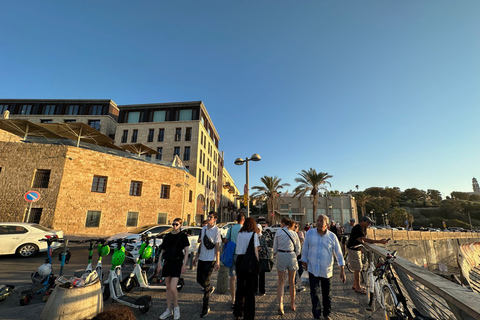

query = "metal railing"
(364, 243), (480, 320)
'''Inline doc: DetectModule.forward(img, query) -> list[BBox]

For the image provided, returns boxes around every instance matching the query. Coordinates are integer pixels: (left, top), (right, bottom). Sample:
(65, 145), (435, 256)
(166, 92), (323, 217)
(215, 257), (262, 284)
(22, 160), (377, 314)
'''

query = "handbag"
(220, 240), (236, 268)
(259, 258), (273, 272)
(203, 229), (216, 250)
(239, 233), (260, 273)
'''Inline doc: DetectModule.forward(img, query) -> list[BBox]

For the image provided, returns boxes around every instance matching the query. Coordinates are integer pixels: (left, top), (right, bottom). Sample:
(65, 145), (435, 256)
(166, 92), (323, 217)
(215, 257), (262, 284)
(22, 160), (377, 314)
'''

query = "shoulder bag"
(239, 233), (260, 273)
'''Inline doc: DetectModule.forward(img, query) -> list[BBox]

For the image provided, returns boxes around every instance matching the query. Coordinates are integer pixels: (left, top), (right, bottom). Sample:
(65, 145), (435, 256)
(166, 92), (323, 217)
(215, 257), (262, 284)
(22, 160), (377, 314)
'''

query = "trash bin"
(40, 279), (103, 320)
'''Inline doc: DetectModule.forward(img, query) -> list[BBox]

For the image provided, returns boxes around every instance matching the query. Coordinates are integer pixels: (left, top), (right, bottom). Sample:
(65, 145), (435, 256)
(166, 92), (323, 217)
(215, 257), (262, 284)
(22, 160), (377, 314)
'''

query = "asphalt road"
(0, 243), (383, 320)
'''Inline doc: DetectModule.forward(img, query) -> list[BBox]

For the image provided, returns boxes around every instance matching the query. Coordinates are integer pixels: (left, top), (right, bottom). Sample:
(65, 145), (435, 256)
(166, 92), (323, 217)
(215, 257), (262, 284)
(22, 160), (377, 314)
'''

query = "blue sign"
(24, 191), (40, 202)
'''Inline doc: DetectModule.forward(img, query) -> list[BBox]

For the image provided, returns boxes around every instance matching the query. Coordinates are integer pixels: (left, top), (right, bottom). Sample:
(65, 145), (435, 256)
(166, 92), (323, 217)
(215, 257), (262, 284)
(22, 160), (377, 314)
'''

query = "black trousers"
(254, 270), (265, 294)
(234, 254), (257, 320)
(196, 260), (215, 310)
(308, 272), (332, 318)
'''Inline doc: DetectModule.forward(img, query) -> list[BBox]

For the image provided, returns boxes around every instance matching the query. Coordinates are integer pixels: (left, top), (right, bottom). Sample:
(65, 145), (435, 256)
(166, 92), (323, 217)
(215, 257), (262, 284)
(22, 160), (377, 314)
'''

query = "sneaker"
(159, 309), (173, 320)
(297, 286), (306, 292)
(200, 307), (210, 318)
(174, 306), (180, 320)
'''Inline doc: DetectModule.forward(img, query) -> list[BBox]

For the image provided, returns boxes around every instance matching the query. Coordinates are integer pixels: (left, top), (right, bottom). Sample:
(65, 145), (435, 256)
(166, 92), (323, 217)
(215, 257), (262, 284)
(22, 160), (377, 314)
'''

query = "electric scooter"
(19, 235), (68, 306)
(121, 233), (184, 292)
(103, 238), (151, 313)
(81, 238), (110, 281)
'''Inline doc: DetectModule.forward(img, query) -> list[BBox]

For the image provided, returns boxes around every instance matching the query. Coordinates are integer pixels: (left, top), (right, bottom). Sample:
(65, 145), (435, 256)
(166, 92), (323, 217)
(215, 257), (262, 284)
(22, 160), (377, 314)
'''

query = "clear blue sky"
(1, 1), (479, 198)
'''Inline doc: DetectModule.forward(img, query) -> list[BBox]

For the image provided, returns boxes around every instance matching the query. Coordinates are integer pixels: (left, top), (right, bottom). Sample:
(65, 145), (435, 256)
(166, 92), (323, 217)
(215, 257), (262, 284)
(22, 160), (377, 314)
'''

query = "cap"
(361, 216), (372, 224)
(257, 223), (262, 233)
(350, 218), (356, 222)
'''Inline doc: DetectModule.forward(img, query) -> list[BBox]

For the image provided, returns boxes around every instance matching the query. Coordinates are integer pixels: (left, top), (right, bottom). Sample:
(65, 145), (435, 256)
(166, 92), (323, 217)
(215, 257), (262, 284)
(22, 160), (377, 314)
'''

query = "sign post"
(24, 191), (40, 223)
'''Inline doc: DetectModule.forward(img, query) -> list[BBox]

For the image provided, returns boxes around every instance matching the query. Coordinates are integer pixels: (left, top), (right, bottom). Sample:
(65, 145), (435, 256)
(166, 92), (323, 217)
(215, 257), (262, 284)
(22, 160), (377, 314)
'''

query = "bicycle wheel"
(344, 251), (354, 273)
(382, 284), (403, 319)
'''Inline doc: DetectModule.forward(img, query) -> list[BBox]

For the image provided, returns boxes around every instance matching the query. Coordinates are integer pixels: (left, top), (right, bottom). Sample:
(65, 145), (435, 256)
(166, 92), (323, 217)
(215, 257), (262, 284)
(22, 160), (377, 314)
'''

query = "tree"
(427, 189), (442, 202)
(365, 187), (384, 198)
(292, 169), (332, 220)
(383, 187), (401, 206)
(451, 192), (469, 201)
(389, 207), (414, 228)
(355, 192), (371, 217)
(251, 176), (290, 225)
(402, 188), (426, 201)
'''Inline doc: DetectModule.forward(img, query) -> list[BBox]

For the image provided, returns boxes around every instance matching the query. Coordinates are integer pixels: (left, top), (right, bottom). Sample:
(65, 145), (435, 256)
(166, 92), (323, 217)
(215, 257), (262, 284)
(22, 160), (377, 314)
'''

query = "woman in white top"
(233, 217), (260, 320)
(273, 217), (301, 315)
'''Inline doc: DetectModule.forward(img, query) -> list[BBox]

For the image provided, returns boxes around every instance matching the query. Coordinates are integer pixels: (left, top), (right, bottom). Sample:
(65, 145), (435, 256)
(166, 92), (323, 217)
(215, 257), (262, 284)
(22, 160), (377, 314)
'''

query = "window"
(185, 127), (192, 141)
(85, 211), (101, 228)
(129, 181), (142, 196)
(0, 225), (28, 234)
(153, 110), (166, 122)
(146, 154), (151, 160)
(0, 105), (8, 114)
(189, 190), (193, 202)
(198, 169), (202, 183)
(30, 208), (43, 224)
(174, 147), (180, 157)
(40, 119), (52, 123)
(91, 105), (103, 115)
(67, 105), (79, 115)
(126, 212), (139, 227)
(158, 128), (164, 142)
(160, 185), (170, 199)
(32, 169), (51, 188)
(121, 130), (128, 143)
(183, 147), (190, 161)
(175, 128), (182, 141)
(147, 129), (154, 142)
(64, 119), (76, 123)
(43, 105), (55, 115)
(127, 111), (140, 123)
(88, 120), (101, 131)
(179, 109), (193, 121)
(91, 175), (108, 193)
(156, 147), (163, 160)
(21, 105), (32, 115)
(157, 213), (168, 224)
(131, 129), (138, 143)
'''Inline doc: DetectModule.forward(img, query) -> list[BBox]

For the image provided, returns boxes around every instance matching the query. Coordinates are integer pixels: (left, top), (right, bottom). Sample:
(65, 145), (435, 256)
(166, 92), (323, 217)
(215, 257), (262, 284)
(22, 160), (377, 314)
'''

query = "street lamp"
(382, 213), (388, 226)
(328, 204), (333, 219)
(370, 209), (375, 225)
(234, 153), (261, 217)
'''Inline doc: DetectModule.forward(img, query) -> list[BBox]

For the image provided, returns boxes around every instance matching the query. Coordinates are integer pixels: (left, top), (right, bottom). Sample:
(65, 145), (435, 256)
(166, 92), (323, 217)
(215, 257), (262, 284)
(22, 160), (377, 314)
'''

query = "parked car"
(376, 224), (392, 229)
(0, 222), (64, 257)
(217, 221), (237, 238)
(125, 226), (202, 259)
(264, 223), (282, 236)
(107, 224), (171, 248)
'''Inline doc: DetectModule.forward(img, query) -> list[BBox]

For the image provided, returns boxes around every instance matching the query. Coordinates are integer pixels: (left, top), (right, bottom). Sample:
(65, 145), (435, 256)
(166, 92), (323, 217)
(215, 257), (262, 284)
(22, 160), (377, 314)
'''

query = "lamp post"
(382, 213), (386, 225)
(234, 153), (261, 217)
(328, 204), (333, 219)
(370, 209), (375, 225)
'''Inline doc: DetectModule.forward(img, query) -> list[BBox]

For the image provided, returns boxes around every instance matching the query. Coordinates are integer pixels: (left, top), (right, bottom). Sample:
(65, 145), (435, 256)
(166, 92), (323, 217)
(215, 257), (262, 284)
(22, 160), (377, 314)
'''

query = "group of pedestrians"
(154, 212), (388, 320)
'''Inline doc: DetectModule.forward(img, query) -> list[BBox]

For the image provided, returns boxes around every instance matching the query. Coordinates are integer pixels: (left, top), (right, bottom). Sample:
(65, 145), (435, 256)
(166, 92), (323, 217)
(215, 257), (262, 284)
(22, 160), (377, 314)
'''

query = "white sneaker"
(159, 309), (173, 319)
(174, 306), (180, 320)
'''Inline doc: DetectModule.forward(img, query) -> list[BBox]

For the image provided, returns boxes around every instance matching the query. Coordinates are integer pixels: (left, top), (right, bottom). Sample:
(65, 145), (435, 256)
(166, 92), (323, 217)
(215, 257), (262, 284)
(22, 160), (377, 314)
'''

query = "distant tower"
(473, 178), (480, 193)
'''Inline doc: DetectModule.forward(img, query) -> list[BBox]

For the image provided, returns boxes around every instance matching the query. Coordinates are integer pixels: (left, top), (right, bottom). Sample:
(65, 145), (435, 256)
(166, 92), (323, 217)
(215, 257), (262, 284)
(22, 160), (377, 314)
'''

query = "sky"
(1, 1), (479, 199)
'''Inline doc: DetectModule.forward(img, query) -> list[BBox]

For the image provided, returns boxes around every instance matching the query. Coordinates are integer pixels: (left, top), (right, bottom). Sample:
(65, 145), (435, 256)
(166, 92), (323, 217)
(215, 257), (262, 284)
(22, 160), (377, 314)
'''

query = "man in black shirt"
(347, 216), (389, 294)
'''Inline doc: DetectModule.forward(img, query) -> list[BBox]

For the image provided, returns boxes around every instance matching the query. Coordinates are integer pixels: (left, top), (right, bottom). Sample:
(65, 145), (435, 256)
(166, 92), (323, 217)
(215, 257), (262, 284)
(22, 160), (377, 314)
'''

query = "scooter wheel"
(121, 277), (136, 292)
(136, 296), (150, 314)
(102, 285), (110, 301)
(19, 294), (32, 306)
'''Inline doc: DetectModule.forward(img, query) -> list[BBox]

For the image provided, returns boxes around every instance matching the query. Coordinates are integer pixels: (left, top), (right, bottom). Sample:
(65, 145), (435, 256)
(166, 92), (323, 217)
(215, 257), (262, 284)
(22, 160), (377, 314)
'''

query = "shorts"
(161, 258), (183, 278)
(229, 254), (238, 277)
(276, 251), (298, 272)
(347, 248), (362, 272)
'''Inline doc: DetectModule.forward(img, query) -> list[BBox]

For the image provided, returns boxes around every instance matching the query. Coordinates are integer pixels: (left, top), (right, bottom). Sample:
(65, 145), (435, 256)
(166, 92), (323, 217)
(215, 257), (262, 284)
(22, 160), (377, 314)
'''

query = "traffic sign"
(24, 191), (40, 202)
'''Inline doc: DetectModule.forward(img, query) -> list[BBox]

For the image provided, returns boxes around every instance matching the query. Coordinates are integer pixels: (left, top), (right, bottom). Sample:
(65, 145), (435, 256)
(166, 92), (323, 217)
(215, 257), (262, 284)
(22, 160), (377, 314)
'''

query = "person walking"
(347, 216), (389, 294)
(223, 213), (245, 308)
(294, 222), (306, 292)
(273, 217), (301, 315)
(341, 218), (356, 253)
(193, 212), (222, 318)
(301, 214), (346, 320)
(233, 217), (260, 320)
(157, 218), (190, 320)
(254, 223), (268, 296)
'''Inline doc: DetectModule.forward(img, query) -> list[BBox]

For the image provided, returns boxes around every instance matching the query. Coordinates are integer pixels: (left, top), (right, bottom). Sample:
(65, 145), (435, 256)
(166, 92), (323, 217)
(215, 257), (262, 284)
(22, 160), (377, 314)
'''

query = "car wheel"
(16, 244), (39, 257)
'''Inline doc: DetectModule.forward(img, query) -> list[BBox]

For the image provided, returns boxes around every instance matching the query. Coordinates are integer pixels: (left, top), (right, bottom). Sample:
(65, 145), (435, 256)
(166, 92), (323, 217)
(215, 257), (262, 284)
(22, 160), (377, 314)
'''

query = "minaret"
(473, 178), (480, 193)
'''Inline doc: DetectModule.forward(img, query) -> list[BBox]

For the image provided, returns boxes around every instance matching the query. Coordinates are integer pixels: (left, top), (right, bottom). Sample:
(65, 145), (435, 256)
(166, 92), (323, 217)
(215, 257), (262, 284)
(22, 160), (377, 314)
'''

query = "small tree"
(389, 207), (414, 228)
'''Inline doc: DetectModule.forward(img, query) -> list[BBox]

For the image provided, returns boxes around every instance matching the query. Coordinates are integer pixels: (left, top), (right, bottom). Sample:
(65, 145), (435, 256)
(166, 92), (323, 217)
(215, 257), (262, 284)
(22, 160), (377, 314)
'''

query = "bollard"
(217, 264), (229, 294)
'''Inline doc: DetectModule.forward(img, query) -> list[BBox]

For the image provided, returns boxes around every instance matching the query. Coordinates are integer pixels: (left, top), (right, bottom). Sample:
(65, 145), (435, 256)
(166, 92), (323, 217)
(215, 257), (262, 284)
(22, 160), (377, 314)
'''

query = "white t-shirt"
(199, 225), (221, 262)
(235, 232), (260, 254)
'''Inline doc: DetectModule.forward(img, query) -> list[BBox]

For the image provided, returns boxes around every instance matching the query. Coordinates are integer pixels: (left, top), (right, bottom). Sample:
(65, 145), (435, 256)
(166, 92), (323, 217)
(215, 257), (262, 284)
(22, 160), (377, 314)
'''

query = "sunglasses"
(172, 223), (180, 227)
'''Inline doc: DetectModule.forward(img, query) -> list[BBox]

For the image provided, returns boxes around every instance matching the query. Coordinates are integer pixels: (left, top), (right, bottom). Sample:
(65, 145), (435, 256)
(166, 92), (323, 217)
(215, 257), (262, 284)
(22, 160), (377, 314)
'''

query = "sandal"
(355, 288), (366, 295)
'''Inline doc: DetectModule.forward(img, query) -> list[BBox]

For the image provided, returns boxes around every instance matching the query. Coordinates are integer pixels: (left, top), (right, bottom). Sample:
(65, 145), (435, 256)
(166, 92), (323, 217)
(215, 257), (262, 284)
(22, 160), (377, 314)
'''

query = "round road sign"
(24, 191), (40, 202)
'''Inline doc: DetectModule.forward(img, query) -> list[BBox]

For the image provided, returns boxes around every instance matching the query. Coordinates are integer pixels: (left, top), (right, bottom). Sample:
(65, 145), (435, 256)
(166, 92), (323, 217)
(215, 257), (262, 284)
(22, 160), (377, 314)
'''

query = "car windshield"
(129, 225), (157, 234)
(31, 224), (54, 232)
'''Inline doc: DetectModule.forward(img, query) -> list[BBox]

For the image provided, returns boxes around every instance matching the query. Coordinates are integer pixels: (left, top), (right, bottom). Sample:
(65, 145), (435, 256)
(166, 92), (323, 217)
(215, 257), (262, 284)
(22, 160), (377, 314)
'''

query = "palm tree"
(355, 192), (371, 217)
(292, 169), (332, 220)
(251, 176), (290, 225)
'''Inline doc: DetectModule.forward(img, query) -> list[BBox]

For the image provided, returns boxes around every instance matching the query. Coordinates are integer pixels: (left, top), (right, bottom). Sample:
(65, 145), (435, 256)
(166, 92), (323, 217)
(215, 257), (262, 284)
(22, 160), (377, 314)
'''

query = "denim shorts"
(229, 254), (238, 277)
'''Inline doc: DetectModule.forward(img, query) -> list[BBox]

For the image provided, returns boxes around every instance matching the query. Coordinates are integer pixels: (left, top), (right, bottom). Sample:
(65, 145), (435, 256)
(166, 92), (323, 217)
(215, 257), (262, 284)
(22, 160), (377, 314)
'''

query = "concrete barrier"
(40, 280), (103, 320)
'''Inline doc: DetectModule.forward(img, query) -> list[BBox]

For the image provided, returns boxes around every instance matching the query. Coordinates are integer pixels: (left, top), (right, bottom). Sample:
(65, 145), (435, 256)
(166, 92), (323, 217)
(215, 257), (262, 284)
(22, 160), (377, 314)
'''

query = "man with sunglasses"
(193, 211), (221, 318)
(157, 218), (190, 320)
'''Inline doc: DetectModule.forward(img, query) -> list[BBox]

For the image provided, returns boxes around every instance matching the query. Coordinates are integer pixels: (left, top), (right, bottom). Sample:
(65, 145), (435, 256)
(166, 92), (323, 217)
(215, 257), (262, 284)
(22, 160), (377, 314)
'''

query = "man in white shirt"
(301, 214), (346, 320)
(193, 212), (221, 318)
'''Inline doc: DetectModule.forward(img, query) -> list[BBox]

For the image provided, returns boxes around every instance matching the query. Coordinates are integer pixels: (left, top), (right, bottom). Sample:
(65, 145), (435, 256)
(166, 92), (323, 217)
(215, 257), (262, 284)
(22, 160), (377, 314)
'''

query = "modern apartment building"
(0, 99), (236, 225)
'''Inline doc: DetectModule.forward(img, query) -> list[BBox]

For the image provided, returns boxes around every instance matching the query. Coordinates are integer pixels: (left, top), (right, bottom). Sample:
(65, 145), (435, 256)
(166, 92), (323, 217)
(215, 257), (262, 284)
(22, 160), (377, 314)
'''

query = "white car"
(264, 223), (282, 236)
(217, 222), (237, 238)
(0, 223), (64, 257)
(107, 224), (171, 248)
(125, 226), (203, 259)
